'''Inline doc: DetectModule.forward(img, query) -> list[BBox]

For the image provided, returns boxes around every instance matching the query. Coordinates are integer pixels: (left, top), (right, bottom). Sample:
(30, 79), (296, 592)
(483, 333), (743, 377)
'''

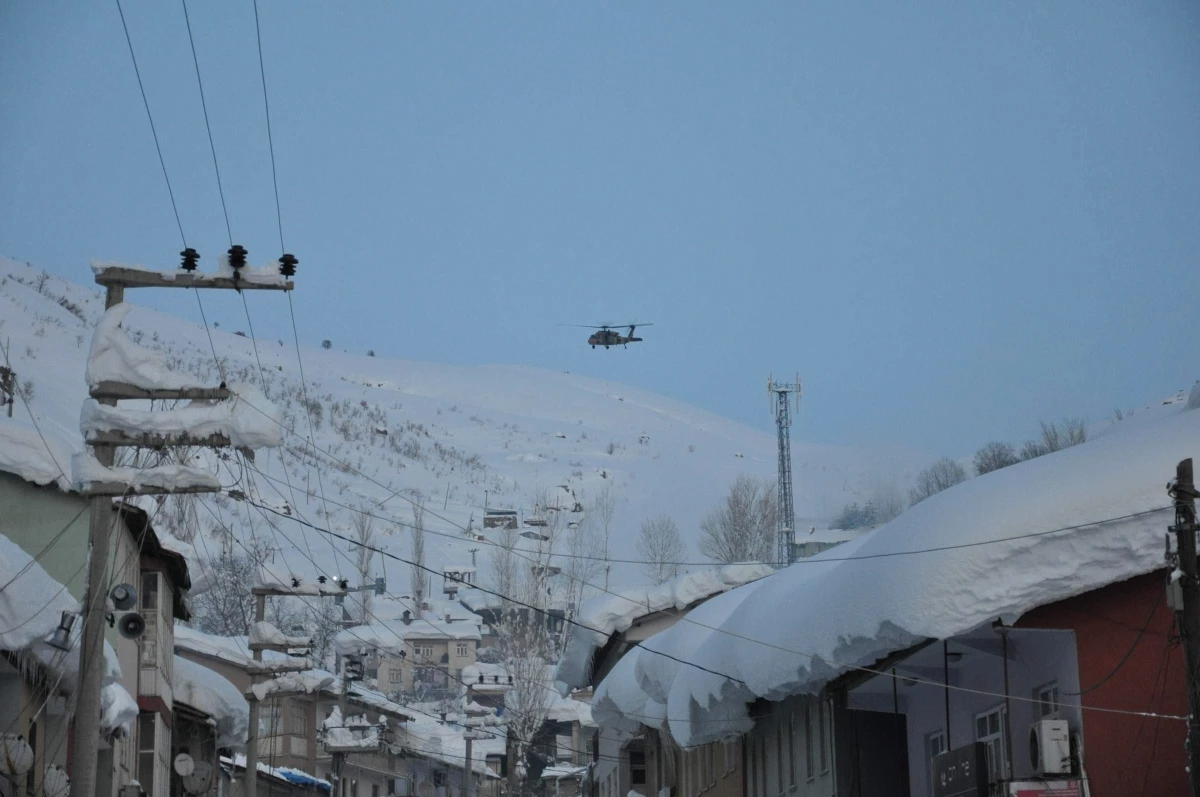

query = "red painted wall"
(1017, 570), (1186, 797)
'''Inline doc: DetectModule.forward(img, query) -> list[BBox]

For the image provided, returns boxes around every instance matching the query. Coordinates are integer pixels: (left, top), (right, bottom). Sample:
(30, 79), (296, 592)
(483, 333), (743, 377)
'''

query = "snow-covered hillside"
(0, 257), (921, 593)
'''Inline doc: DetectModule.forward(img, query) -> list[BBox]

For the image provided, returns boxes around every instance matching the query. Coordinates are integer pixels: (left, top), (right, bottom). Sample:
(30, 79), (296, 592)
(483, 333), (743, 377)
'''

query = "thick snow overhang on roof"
(554, 563), (775, 695)
(604, 402), (1200, 748)
(0, 534), (124, 706)
(174, 654), (250, 747)
(0, 417), (74, 492)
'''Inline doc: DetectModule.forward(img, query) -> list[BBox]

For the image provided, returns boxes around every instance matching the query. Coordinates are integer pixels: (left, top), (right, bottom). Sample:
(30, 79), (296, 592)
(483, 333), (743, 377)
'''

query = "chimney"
(402, 610), (412, 625)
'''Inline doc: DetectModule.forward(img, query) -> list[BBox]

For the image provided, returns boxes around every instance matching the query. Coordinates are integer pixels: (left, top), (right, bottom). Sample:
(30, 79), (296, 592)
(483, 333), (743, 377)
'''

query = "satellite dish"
(0, 733), (34, 777)
(174, 752), (195, 777)
(43, 764), (70, 797)
(182, 761), (213, 794)
(418, 780), (435, 797)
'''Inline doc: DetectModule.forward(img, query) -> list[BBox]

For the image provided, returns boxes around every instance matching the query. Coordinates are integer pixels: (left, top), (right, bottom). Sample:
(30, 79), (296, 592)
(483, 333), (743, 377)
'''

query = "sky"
(2, 2), (1198, 459)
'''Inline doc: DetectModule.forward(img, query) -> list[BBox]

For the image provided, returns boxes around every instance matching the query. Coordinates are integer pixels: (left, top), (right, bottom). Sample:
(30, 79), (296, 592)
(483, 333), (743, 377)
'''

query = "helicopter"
(565, 323), (653, 349)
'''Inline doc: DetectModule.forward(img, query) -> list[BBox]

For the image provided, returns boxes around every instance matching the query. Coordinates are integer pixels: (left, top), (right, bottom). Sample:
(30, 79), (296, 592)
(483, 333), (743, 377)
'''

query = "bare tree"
(973, 442), (1018, 475)
(410, 496), (429, 608)
(871, 481), (904, 524)
(351, 504), (376, 623)
(591, 483), (617, 588)
(637, 515), (686, 584)
(699, 475), (776, 563)
(191, 533), (272, 636)
(1020, 418), (1088, 461)
(908, 458), (967, 507)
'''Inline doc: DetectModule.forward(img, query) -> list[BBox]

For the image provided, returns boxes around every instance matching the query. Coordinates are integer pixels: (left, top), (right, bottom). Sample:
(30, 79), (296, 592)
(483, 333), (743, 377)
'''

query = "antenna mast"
(767, 374), (801, 567)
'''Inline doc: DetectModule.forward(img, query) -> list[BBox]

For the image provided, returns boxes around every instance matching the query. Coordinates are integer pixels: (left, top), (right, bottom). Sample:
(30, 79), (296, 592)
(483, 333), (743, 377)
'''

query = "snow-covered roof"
(541, 765), (588, 781)
(554, 564), (775, 694)
(174, 654), (250, 747)
(0, 417), (73, 491)
(0, 534), (127, 724)
(599, 401), (1200, 747)
(223, 754), (331, 791)
(334, 618), (480, 658)
(458, 588), (502, 613)
(396, 711), (498, 775)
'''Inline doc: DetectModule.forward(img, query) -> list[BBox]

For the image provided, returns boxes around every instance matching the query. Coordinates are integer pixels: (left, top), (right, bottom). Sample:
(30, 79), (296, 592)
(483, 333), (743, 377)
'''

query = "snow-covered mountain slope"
(0, 257), (922, 592)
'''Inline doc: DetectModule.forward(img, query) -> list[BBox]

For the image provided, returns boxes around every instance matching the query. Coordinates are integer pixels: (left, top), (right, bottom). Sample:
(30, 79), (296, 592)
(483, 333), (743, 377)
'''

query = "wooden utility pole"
(246, 593), (266, 797)
(69, 257), (293, 797)
(1170, 458), (1200, 797)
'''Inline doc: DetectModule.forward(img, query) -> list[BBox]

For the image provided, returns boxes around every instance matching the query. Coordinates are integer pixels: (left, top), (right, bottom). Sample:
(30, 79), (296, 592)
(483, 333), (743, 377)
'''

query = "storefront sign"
(1008, 781), (1084, 797)
(932, 743), (988, 797)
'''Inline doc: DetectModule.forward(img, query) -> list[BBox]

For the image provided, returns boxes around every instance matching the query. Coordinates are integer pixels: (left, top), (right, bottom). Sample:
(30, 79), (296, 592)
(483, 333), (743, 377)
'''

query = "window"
(1034, 682), (1060, 719)
(787, 712), (796, 787)
(373, 785), (380, 797)
(926, 730), (946, 790)
(456, 642), (469, 657)
(290, 704), (308, 735)
(138, 712), (157, 795)
(414, 645), (434, 660)
(630, 747), (647, 786)
(804, 704), (814, 780)
(259, 704), (282, 737)
(975, 705), (1009, 781)
(140, 572), (161, 668)
(389, 668), (403, 684)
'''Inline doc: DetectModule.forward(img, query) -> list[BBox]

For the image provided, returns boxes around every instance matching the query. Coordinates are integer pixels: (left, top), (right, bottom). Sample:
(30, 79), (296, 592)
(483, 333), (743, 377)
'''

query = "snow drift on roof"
(554, 563), (774, 695)
(86, 303), (207, 392)
(334, 619), (480, 658)
(174, 655), (249, 747)
(0, 534), (122, 693)
(0, 417), (73, 491)
(628, 402), (1200, 747)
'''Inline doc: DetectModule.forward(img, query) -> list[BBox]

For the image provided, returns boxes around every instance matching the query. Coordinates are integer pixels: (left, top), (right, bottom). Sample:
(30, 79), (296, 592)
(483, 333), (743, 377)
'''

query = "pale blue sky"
(2, 2), (1198, 456)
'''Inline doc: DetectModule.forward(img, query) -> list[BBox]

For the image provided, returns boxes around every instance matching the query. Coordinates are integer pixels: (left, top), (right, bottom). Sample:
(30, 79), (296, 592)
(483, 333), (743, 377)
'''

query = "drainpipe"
(1000, 625), (1014, 779)
(943, 641), (951, 750)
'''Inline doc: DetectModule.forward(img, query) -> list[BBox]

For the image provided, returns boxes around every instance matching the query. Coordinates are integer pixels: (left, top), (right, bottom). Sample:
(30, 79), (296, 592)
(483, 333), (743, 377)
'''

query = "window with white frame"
(456, 642), (469, 657)
(137, 712), (157, 794)
(389, 668), (403, 683)
(140, 572), (161, 667)
(414, 645), (434, 660)
(1034, 682), (1060, 719)
(975, 705), (1009, 780)
(926, 730), (946, 790)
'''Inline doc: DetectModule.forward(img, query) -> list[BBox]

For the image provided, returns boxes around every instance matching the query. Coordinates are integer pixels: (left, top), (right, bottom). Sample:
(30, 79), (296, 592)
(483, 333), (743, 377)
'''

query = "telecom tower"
(768, 374), (801, 567)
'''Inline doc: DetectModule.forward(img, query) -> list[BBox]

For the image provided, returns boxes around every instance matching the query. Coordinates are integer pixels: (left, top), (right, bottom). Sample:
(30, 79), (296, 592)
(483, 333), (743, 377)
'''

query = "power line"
(251, 0), (285, 254)
(180, 0), (233, 246)
(243, 497), (1187, 722)
(114, 0), (187, 248)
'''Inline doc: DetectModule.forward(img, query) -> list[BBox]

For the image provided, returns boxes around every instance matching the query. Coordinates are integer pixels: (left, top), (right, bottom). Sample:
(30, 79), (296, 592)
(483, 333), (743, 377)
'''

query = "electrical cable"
(241, 497), (1188, 722)
(1064, 582), (1165, 696)
(251, 0), (286, 255)
(180, 0), (233, 247)
(113, 0), (187, 248)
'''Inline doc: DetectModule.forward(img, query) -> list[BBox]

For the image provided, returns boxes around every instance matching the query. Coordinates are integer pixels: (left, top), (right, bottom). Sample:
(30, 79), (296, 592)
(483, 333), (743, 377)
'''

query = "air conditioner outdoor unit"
(1029, 719), (1071, 775)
